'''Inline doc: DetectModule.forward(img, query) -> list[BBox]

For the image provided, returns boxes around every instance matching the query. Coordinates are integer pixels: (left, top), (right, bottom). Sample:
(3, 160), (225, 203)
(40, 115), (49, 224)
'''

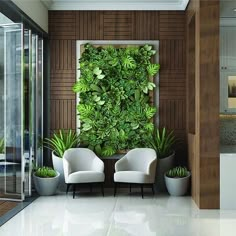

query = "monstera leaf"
(147, 64), (160, 77)
(122, 55), (136, 69)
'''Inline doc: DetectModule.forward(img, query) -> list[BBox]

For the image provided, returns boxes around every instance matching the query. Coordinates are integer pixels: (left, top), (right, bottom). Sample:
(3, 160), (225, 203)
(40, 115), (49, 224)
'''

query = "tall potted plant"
(165, 166), (191, 196)
(33, 166), (60, 196)
(149, 127), (175, 192)
(44, 129), (79, 189)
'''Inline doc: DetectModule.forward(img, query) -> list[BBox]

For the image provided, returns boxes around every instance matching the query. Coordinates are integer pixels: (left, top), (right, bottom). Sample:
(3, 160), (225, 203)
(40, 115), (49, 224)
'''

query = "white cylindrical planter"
(155, 152), (175, 192)
(52, 151), (66, 191)
(33, 172), (60, 196)
(164, 172), (190, 196)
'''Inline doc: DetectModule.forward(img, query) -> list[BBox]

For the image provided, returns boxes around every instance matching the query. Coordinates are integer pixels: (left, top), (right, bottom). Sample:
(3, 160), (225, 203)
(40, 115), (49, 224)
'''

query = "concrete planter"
(52, 151), (66, 191)
(155, 152), (175, 192)
(33, 171), (60, 196)
(164, 172), (191, 196)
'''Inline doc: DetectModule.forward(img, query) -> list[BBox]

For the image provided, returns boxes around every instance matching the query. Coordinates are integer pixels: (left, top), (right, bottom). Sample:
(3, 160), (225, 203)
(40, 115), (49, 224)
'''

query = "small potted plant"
(165, 166), (191, 196)
(44, 129), (79, 179)
(0, 138), (4, 161)
(33, 166), (60, 196)
(149, 127), (175, 191)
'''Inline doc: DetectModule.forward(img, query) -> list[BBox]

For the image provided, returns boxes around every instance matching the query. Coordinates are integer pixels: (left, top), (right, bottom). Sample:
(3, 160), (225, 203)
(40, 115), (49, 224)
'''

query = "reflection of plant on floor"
(0, 138), (4, 153)
(73, 43), (160, 157)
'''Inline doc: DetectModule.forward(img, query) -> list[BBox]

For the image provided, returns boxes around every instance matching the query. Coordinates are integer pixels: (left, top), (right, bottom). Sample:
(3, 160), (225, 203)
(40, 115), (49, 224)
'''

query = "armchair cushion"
(114, 171), (149, 184)
(68, 171), (105, 184)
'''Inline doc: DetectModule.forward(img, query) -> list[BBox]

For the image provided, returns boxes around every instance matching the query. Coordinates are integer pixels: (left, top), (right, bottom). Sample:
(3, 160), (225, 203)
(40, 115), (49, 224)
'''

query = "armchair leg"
(129, 184), (132, 193)
(73, 184), (76, 199)
(151, 184), (155, 195)
(114, 182), (117, 197)
(141, 184), (144, 199)
(66, 184), (71, 194)
(101, 183), (104, 197)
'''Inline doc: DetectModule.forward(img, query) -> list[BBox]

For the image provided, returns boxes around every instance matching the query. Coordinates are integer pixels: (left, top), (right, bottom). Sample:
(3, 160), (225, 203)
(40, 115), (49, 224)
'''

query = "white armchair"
(114, 148), (157, 198)
(63, 148), (105, 198)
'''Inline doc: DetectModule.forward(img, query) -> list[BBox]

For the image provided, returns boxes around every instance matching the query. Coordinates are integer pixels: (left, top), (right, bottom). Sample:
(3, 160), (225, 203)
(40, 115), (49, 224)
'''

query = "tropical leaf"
(101, 146), (116, 157)
(93, 67), (102, 75)
(72, 80), (90, 93)
(145, 106), (157, 119)
(147, 64), (160, 76)
(122, 55), (136, 69)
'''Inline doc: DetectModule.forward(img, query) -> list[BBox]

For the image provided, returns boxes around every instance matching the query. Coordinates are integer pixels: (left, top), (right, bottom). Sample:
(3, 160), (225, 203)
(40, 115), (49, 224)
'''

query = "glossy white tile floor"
(1, 191), (236, 236)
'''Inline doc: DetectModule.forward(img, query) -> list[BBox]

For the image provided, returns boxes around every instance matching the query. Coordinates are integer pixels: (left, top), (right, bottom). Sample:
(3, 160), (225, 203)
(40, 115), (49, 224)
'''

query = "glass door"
(0, 23), (24, 201)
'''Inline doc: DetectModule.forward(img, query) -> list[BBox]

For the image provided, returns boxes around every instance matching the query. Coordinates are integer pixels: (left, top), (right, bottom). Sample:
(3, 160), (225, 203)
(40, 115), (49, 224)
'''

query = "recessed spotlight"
(233, 8), (236, 12)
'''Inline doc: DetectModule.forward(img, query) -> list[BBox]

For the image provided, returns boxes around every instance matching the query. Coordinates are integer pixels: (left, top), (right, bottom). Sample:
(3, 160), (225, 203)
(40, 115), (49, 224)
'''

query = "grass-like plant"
(0, 138), (4, 154)
(73, 43), (160, 156)
(44, 129), (79, 158)
(166, 166), (189, 178)
(35, 166), (57, 178)
(149, 127), (175, 159)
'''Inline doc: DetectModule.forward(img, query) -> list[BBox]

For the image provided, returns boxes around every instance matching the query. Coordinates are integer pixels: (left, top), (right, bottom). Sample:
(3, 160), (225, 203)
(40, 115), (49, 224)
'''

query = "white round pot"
(33, 171), (60, 196)
(164, 172), (191, 196)
(52, 151), (66, 191)
(155, 152), (175, 192)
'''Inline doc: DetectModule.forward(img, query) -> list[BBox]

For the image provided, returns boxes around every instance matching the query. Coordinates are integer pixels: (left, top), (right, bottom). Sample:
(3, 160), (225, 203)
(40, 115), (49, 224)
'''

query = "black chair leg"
(151, 184), (155, 195)
(101, 183), (104, 197)
(114, 182), (117, 197)
(130, 184), (132, 193)
(73, 184), (76, 199)
(141, 184), (144, 199)
(66, 184), (71, 194)
(90, 183), (93, 193)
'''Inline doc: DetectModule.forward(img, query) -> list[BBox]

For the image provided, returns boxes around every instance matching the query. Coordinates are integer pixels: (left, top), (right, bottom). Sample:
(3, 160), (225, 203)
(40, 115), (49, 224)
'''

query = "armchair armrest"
(92, 156), (104, 173)
(146, 158), (157, 182)
(115, 156), (129, 172)
(63, 157), (72, 183)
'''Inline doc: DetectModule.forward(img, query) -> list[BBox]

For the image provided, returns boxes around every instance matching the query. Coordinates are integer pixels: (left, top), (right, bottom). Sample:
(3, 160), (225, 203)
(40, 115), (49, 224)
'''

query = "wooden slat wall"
(49, 11), (187, 163)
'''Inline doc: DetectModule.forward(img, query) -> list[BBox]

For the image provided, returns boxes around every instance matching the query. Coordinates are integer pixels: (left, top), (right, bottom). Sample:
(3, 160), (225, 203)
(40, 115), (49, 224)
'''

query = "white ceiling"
(42, 0), (189, 11)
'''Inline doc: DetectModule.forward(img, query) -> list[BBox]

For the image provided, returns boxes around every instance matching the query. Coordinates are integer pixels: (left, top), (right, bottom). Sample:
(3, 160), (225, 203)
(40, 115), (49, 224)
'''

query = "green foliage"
(0, 138), (4, 153)
(73, 43), (160, 157)
(44, 129), (79, 158)
(35, 166), (57, 178)
(166, 166), (189, 178)
(149, 127), (175, 159)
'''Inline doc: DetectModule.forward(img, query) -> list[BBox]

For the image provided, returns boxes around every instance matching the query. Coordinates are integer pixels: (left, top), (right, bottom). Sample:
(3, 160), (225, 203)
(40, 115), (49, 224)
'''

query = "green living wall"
(73, 43), (159, 157)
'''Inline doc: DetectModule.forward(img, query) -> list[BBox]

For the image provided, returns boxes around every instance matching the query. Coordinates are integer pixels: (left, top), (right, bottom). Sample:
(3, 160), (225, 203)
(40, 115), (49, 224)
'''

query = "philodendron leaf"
(93, 67), (102, 75)
(97, 100), (105, 105)
(93, 95), (101, 102)
(131, 123), (139, 130)
(97, 74), (105, 80)
(91, 84), (102, 92)
(144, 45), (152, 51)
(82, 123), (92, 131)
(148, 82), (156, 90)
(142, 87), (148, 94)
(150, 50), (156, 55)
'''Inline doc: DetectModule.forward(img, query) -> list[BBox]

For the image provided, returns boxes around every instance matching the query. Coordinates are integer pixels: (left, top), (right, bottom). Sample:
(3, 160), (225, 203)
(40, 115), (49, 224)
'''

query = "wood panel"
(187, 0), (220, 209)
(0, 201), (18, 217)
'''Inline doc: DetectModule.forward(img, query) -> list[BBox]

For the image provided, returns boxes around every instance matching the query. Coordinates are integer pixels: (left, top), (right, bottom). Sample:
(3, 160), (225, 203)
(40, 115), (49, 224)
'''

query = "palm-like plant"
(149, 127), (175, 159)
(44, 129), (79, 158)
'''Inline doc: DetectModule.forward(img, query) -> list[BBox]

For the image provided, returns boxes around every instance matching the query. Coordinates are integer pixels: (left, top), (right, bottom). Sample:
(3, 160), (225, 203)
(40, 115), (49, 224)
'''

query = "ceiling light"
(233, 8), (236, 12)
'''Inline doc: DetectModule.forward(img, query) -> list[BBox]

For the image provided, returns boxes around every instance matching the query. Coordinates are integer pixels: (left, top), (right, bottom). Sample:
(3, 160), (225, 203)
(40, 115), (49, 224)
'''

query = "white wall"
(11, 0), (48, 32)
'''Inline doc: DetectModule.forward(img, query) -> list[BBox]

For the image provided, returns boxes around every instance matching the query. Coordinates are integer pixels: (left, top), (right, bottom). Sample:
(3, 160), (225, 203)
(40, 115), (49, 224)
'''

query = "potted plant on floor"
(0, 138), (4, 161)
(149, 127), (175, 192)
(44, 129), (79, 188)
(165, 166), (191, 196)
(33, 166), (60, 196)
